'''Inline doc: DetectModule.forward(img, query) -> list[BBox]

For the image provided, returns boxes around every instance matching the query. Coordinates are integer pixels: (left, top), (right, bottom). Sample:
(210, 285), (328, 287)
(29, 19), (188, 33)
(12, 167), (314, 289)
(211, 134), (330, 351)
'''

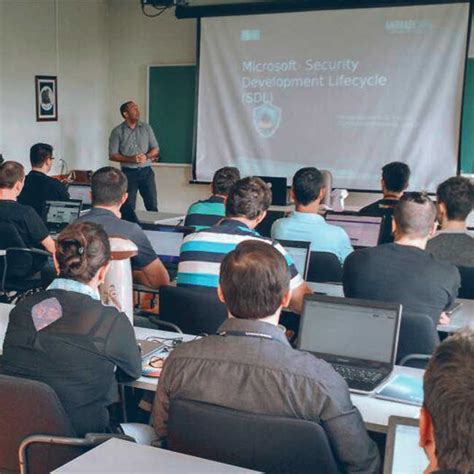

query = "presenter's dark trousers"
(122, 167), (158, 212)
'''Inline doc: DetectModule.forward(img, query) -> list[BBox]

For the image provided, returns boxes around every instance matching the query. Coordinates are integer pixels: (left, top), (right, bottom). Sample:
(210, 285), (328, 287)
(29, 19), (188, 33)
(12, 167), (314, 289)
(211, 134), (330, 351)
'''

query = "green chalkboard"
(461, 58), (474, 174)
(148, 65), (196, 164)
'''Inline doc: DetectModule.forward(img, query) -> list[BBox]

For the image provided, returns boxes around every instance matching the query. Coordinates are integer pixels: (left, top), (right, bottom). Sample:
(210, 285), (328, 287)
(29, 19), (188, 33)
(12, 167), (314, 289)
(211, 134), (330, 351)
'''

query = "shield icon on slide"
(253, 103), (282, 138)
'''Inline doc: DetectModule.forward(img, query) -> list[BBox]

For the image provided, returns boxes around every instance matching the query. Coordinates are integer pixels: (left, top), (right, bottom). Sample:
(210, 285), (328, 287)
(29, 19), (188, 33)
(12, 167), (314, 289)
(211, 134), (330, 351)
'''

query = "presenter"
(109, 101), (159, 211)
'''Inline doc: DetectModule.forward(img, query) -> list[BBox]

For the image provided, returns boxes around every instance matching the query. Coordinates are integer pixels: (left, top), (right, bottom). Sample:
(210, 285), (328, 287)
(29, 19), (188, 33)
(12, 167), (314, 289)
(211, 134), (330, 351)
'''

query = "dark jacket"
(154, 317), (380, 473)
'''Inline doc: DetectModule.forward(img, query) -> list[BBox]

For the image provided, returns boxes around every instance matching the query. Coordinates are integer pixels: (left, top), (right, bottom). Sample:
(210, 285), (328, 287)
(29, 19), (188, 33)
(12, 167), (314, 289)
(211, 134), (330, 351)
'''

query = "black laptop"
(297, 295), (402, 393)
(43, 200), (82, 235)
(276, 239), (311, 280)
(141, 224), (194, 280)
(257, 176), (290, 206)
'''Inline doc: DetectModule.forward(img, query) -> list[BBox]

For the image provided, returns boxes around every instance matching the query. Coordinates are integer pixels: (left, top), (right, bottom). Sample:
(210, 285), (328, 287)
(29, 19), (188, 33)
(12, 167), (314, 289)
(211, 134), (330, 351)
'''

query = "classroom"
(0, 0), (473, 473)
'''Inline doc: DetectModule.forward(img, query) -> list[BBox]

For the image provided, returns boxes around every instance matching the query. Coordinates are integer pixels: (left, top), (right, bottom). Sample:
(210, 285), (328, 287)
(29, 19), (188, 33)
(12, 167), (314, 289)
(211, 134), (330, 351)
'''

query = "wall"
(0, 0), (108, 172)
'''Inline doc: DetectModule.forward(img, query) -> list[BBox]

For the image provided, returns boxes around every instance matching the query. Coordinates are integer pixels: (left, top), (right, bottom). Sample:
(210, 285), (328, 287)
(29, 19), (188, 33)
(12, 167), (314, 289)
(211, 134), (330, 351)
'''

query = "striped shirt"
(177, 219), (304, 291)
(184, 195), (226, 231)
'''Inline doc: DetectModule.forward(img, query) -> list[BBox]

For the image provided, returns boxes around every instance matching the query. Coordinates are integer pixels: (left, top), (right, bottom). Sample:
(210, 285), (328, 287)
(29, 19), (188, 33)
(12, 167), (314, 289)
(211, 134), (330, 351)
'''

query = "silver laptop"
(297, 295), (402, 393)
(384, 416), (428, 474)
(141, 224), (194, 278)
(276, 239), (310, 280)
(325, 212), (383, 249)
(68, 184), (92, 208)
(44, 200), (82, 234)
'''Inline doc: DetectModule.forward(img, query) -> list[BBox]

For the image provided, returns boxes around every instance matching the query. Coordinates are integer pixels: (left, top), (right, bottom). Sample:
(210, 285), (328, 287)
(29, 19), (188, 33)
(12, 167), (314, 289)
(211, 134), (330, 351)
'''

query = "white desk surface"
(53, 438), (258, 473)
(0, 303), (13, 351)
(307, 283), (474, 333)
(132, 327), (422, 434)
(136, 211), (184, 226)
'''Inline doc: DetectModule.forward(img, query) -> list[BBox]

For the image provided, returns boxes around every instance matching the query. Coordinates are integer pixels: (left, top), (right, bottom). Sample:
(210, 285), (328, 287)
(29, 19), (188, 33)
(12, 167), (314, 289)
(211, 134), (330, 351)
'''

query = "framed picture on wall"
(35, 75), (58, 121)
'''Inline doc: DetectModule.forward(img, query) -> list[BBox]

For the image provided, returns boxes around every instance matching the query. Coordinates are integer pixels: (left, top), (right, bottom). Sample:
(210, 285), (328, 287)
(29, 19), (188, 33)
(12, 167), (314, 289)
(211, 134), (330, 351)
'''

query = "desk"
(53, 438), (258, 473)
(131, 327), (422, 434)
(438, 298), (474, 333)
(308, 281), (344, 297)
(136, 211), (184, 226)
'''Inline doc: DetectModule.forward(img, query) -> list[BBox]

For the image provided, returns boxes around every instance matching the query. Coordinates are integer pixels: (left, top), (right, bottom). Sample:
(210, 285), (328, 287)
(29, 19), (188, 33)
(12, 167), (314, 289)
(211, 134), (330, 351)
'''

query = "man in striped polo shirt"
(177, 177), (312, 314)
(184, 167), (240, 231)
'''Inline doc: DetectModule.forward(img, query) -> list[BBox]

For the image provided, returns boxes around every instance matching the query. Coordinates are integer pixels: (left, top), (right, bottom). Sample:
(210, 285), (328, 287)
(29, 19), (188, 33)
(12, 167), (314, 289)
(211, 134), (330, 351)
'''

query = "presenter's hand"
(134, 153), (147, 164)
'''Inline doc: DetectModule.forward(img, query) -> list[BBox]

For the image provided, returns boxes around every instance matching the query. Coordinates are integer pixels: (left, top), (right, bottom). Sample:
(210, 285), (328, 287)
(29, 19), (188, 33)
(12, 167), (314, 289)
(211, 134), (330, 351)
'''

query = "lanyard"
(217, 330), (274, 340)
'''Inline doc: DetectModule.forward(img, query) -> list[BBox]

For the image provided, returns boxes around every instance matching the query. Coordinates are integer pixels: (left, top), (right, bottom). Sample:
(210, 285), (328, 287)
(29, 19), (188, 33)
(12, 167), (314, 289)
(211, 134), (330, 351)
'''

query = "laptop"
(257, 176), (290, 206)
(384, 416), (428, 474)
(43, 200), (82, 235)
(325, 212), (383, 249)
(297, 295), (402, 393)
(68, 184), (92, 209)
(276, 239), (310, 280)
(141, 224), (194, 280)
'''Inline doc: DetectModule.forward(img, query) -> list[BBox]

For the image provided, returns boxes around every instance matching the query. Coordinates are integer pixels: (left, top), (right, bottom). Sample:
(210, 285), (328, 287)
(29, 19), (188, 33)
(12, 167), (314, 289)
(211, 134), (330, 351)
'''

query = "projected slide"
(195, 3), (469, 191)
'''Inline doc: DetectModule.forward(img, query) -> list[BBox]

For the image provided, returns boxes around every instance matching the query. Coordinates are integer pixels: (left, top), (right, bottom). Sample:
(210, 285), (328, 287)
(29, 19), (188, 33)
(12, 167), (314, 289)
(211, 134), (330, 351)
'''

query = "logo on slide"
(253, 103), (281, 138)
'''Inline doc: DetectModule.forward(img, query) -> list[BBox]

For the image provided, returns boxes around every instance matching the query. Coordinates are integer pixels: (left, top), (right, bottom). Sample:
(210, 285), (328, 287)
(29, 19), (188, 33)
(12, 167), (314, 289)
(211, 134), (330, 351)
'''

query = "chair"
(307, 252), (343, 283)
(167, 399), (341, 474)
(0, 374), (134, 474)
(0, 222), (49, 303)
(458, 266), (474, 300)
(255, 210), (285, 238)
(159, 285), (227, 335)
(397, 312), (440, 369)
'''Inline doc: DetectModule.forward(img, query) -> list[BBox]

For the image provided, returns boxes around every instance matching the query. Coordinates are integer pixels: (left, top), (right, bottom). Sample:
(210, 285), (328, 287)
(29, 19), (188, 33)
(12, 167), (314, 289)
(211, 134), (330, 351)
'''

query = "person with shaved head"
(343, 192), (460, 327)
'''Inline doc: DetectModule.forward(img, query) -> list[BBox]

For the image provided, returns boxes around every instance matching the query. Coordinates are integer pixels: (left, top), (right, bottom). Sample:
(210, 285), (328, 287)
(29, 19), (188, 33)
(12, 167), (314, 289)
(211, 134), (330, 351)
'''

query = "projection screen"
(195, 2), (470, 191)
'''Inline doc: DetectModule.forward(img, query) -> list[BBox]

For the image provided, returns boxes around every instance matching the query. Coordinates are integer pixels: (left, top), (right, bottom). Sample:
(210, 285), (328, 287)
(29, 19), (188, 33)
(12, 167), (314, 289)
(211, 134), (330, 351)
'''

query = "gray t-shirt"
(76, 208), (157, 269)
(427, 231), (474, 267)
(108, 121), (159, 169)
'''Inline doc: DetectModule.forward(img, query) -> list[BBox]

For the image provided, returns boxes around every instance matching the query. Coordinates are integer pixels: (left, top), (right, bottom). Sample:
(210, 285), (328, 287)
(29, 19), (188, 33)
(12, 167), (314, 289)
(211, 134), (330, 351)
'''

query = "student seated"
(154, 240), (380, 472)
(359, 162), (411, 243)
(18, 143), (69, 218)
(344, 192), (460, 326)
(0, 161), (55, 257)
(2, 222), (141, 436)
(184, 166), (240, 231)
(419, 329), (474, 474)
(271, 167), (353, 263)
(77, 167), (169, 289)
(177, 176), (311, 314)
(426, 176), (474, 267)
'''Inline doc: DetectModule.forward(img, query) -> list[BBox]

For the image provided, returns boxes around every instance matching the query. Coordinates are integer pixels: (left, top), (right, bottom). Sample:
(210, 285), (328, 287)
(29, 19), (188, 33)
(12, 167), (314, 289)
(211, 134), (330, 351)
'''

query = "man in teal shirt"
(184, 167), (240, 231)
(272, 167), (353, 263)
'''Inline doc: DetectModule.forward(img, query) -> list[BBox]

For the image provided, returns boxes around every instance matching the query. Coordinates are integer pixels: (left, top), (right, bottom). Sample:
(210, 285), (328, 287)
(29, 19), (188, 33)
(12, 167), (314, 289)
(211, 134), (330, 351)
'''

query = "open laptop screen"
(277, 239), (310, 280)
(68, 184), (92, 206)
(142, 224), (193, 265)
(325, 213), (382, 248)
(298, 296), (400, 364)
(384, 417), (428, 474)
(44, 200), (82, 231)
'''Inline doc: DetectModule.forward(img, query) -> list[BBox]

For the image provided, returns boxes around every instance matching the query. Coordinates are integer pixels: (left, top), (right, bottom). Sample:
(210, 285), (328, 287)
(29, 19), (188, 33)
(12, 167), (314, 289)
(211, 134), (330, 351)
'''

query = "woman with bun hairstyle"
(3, 221), (141, 436)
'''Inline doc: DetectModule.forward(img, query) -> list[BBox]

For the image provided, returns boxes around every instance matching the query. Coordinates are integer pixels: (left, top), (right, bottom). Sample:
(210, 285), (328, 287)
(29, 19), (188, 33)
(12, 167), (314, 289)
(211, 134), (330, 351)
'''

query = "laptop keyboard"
(332, 364), (386, 391)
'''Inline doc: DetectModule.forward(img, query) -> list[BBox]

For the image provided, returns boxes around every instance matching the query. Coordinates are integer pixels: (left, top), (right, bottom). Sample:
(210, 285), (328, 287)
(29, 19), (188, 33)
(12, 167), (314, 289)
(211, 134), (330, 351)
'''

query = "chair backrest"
(255, 210), (285, 238)
(0, 222), (34, 280)
(168, 399), (341, 474)
(458, 266), (474, 299)
(159, 285), (227, 335)
(307, 252), (343, 283)
(397, 312), (440, 368)
(0, 374), (83, 474)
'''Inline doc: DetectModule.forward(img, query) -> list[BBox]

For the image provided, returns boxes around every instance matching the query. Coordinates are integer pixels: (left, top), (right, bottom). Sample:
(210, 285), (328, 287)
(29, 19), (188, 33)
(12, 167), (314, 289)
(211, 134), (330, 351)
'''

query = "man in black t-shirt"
(359, 162), (411, 244)
(344, 192), (460, 326)
(0, 161), (55, 254)
(18, 143), (69, 218)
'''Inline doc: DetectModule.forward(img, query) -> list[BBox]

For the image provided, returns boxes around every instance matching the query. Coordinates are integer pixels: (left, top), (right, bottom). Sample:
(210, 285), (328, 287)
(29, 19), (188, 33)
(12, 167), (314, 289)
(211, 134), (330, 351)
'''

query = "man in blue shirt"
(272, 167), (353, 263)
(177, 177), (312, 314)
(184, 167), (240, 231)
